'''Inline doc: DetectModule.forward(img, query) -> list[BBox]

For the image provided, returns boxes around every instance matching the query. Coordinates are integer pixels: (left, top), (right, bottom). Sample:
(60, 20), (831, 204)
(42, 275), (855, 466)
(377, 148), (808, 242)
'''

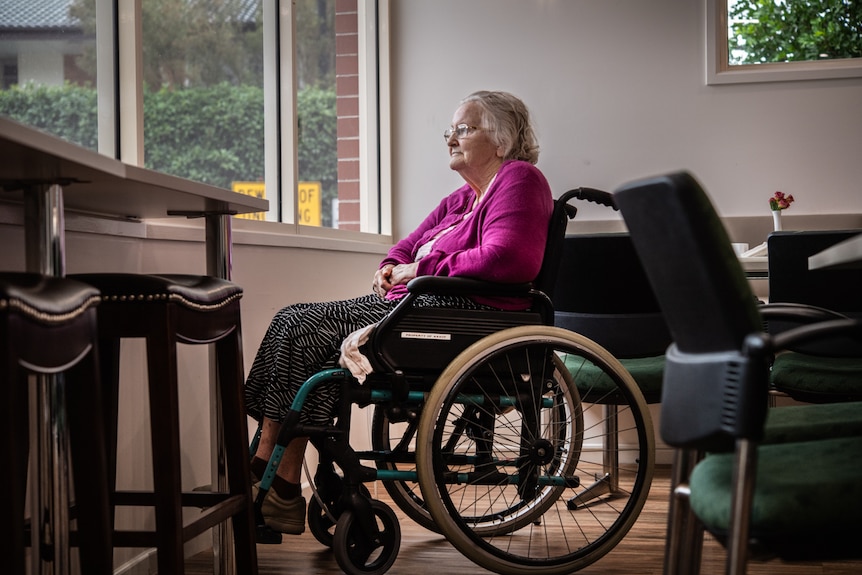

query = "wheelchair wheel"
(306, 467), (373, 548)
(333, 499), (401, 575)
(307, 495), (337, 547)
(416, 325), (654, 575)
(371, 404), (441, 533)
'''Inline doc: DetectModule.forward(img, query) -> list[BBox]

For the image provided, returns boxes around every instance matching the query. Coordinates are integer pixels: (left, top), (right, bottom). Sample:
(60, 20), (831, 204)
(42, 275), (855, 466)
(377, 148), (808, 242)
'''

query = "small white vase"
(772, 210), (782, 231)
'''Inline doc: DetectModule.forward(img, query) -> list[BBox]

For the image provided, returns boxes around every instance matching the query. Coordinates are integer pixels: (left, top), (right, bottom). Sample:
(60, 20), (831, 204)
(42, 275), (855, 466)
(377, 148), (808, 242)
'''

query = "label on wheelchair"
(401, 331), (452, 341)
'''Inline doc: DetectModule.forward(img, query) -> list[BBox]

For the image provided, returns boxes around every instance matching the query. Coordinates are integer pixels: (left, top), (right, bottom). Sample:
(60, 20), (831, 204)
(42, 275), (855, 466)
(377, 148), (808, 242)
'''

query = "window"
(0, 0), (388, 236)
(707, 0), (862, 84)
(0, 0), (99, 149)
(278, 0), (386, 232)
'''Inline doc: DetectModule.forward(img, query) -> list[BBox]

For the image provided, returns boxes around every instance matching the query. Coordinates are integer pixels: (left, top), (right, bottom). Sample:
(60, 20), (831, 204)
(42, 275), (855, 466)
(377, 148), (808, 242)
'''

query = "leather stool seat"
(1, 272), (111, 575)
(70, 272), (257, 575)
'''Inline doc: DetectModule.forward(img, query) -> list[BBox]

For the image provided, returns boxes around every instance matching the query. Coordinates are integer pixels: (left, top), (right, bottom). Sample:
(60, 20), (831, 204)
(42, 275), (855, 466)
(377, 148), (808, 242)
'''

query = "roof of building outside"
(0, 0), (79, 30)
(0, 0), (261, 31)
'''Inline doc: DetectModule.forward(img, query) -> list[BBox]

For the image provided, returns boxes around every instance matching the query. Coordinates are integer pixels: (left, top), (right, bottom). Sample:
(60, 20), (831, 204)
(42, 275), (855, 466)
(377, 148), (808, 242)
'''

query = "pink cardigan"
(380, 160), (554, 310)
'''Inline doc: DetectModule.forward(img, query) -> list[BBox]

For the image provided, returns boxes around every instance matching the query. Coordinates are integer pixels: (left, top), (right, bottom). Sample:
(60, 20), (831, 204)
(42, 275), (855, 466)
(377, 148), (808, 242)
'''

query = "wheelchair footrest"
(255, 524), (283, 545)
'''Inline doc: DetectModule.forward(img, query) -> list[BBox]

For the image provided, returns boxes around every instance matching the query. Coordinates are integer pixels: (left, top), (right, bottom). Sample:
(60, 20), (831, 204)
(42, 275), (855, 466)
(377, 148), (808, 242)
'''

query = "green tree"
(296, 0), (335, 89)
(729, 0), (862, 64)
(70, 0), (264, 90)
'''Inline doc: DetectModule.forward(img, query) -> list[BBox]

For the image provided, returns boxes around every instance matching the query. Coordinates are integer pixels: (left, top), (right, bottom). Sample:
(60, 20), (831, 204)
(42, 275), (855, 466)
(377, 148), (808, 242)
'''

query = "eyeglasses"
(443, 124), (480, 141)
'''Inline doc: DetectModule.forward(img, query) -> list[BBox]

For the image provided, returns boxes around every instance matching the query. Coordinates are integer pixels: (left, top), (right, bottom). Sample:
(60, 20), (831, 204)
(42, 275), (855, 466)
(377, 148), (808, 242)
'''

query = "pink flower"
(769, 191), (794, 211)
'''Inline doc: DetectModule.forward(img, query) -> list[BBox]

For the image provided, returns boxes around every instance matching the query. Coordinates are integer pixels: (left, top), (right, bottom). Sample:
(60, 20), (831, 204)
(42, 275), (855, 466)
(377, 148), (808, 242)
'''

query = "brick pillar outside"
(335, 0), (360, 230)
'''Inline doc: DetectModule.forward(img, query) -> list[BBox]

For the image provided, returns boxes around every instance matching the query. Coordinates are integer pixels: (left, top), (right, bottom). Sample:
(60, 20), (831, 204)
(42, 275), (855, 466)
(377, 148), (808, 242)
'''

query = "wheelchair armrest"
(406, 276), (534, 297)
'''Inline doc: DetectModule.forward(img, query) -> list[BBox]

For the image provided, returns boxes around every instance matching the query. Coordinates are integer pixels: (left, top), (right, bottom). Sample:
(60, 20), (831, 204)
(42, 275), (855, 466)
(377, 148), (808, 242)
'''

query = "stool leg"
(2, 361), (29, 575)
(67, 349), (113, 574)
(99, 336), (121, 505)
(215, 326), (257, 573)
(146, 322), (186, 574)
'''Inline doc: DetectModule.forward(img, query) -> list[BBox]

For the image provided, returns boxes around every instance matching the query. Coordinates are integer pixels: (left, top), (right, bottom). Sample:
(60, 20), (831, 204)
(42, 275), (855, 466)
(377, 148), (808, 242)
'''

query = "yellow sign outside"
(231, 182), (266, 221)
(297, 181), (322, 226)
(231, 181), (322, 226)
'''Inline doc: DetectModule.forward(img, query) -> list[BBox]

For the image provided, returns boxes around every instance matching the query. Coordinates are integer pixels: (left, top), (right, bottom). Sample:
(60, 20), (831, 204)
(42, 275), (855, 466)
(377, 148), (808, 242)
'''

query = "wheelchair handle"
(560, 187), (617, 211)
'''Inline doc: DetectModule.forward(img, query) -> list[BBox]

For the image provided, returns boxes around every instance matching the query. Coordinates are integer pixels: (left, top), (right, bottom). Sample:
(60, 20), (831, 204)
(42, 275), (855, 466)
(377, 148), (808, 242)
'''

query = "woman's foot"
(261, 490), (307, 534)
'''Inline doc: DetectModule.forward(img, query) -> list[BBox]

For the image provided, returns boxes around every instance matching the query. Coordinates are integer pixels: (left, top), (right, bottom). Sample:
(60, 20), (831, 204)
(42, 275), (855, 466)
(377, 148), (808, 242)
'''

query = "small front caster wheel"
(333, 500), (401, 575)
(307, 495), (337, 547)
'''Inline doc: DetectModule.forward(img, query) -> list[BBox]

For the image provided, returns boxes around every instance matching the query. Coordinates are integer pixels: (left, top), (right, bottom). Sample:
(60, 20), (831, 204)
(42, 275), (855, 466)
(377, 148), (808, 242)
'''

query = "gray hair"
(461, 91), (540, 164)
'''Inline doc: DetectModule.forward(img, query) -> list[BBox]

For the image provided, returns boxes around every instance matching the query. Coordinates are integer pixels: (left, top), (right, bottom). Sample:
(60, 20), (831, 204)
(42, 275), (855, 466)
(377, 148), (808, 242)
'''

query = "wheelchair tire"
(333, 500), (401, 575)
(306, 476), (373, 548)
(416, 325), (654, 575)
(370, 405), (441, 533)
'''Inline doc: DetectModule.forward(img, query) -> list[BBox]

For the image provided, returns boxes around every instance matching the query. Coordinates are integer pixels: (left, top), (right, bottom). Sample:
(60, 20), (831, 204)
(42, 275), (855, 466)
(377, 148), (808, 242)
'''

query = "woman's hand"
(372, 264), (395, 297)
(372, 262), (419, 297)
(389, 262), (419, 287)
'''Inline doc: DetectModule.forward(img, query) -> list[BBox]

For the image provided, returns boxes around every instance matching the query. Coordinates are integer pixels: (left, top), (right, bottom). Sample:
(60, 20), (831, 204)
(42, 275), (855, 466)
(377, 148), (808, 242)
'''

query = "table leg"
(206, 213), (234, 575)
(24, 183), (71, 575)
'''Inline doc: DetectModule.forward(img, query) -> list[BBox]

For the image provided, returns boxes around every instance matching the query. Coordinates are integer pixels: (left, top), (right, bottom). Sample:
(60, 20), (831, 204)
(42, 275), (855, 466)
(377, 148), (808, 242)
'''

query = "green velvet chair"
(614, 171), (862, 575)
(766, 230), (862, 403)
(552, 231), (670, 505)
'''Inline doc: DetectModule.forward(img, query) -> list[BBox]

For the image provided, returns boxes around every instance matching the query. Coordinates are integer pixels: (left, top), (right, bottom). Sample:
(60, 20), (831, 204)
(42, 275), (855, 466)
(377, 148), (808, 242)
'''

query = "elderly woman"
(245, 90), (554, 534)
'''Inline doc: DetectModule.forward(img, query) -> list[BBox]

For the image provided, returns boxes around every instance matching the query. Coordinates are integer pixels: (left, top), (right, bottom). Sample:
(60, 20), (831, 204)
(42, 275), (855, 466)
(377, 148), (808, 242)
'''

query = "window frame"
(706, 0), (862, 85)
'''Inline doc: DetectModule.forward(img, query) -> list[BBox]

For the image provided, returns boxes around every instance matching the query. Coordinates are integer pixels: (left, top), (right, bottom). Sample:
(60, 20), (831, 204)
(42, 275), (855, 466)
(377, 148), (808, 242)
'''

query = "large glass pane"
(0, 0), (99, 149)
(296, 0), (366, 231)
(296, 0), (337, 228)
(141, 0), (265, 201)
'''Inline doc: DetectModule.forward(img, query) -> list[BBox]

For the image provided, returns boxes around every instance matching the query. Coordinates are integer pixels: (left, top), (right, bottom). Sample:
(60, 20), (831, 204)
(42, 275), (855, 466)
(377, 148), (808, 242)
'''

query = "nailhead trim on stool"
(1, 272), (112, 575)
(70, 273), (258, 575)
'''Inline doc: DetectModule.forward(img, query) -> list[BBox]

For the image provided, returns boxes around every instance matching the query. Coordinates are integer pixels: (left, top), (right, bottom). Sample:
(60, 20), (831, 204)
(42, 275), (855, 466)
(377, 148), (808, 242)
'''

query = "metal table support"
(207, 212), (235, 575)
(24, 183), (71, 574)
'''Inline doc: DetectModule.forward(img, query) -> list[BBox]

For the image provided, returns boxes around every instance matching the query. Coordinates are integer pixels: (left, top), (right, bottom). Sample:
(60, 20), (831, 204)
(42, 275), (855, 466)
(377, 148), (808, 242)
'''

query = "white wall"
(388, 0), (862, 237)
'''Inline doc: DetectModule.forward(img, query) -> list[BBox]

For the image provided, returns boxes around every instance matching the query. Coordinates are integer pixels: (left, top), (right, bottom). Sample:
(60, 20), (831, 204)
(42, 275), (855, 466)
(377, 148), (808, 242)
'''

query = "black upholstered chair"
(614, 171), (862, 575)
(69, 273), (257, 575)
(552, 232), (670, 505)
(766, 230), (862, 403)
(1, 273), (112, 575)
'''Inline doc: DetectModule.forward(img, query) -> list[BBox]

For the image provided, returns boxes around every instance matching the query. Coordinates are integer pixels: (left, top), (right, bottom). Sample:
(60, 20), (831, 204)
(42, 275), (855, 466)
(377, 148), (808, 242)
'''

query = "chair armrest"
(759, 302), (850, 322)
(769, 317), (862, 354)
(761, 303), (862, 356)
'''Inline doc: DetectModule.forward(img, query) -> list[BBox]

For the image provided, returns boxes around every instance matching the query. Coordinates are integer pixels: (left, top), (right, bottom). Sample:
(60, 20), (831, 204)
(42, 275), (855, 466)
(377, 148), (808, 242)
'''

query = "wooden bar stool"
(70, 273), (258, 575)
(0, 272), (112, 575)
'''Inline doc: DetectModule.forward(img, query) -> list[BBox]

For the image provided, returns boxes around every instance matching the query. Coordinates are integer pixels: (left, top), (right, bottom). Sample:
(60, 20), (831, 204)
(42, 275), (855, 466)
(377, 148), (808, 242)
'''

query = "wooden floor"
(187, 466), (861, 574)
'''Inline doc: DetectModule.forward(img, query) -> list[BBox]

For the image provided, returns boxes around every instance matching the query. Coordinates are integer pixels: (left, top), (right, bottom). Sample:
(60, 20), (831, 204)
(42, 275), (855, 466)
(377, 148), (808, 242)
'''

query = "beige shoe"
(261, 490), (306, 535)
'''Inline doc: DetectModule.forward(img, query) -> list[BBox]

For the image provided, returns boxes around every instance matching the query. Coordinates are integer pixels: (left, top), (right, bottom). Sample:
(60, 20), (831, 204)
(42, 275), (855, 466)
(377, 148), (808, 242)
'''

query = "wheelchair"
(251, 188), (655, 575)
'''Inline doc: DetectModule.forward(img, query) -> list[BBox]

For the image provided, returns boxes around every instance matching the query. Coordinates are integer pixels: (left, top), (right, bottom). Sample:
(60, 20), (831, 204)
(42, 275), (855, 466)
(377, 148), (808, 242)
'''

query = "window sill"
(0, 202), (394, 256)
